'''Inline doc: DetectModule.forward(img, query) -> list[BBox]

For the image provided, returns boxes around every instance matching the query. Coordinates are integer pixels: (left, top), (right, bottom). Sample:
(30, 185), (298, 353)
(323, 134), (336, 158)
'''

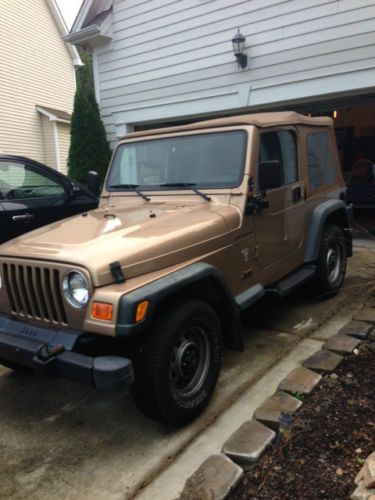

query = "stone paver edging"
(179, 302), (374, 500)
(339, 320), (373, 339)
(254, 391), (302, 431)
(323, 333), (361, 355)
(303, 348), (343, 373)
(352, 451), (375, 500)
(277, 366), (322, 394)
(221, 420), (276, 464)
(179, 454), (243, 500)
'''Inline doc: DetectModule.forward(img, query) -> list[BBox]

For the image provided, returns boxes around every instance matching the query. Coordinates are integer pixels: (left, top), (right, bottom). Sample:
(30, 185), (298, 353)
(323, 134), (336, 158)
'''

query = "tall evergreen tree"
(76, 50), (94, 92)
(68, 50), (111, 183)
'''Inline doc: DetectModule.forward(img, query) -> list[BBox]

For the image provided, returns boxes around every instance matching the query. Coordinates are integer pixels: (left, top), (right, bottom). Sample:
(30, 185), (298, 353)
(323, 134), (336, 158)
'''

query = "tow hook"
(36, 344), (65, 362)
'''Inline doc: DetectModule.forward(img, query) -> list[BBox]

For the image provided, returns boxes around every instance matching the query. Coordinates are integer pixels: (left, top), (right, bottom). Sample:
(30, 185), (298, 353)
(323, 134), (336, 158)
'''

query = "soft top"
(121, 112), (333, 140)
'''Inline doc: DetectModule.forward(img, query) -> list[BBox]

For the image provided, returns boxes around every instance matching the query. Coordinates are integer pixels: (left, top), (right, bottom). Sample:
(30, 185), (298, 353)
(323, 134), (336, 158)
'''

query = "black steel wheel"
(132, 299), (222, 425)
(310, 224), (347, 297)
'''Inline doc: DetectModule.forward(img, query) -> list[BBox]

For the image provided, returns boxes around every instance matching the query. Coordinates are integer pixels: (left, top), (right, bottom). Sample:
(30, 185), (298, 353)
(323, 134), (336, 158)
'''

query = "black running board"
(266, 264), (316, 298)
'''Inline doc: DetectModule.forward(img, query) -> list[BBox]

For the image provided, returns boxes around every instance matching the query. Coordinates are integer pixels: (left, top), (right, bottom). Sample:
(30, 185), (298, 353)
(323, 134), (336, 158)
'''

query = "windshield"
(107, 130), (247, 190)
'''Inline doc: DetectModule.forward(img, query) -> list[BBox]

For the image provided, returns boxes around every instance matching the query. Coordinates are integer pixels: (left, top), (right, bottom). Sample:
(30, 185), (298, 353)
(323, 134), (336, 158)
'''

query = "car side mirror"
(258, 160), (283, 191)
(86, 171), (101, 197)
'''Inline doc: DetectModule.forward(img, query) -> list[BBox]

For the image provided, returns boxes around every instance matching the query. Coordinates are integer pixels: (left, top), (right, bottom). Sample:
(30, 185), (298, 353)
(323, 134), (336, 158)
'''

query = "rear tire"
(310, 225), (347, 298)
(132, 299), (222, 426)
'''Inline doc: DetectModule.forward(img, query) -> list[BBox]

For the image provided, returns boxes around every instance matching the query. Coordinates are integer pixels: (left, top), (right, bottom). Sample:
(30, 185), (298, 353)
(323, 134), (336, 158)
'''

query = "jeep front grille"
(2, 263), (67, 325)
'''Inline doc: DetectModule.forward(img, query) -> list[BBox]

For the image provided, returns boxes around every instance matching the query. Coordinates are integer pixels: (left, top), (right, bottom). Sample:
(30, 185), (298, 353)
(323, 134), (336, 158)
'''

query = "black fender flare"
(116, 262), (246, 350)
(304, 199), (353, 263)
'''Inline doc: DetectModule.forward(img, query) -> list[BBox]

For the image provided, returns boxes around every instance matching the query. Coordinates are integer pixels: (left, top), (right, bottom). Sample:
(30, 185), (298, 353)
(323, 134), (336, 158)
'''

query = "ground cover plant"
(230, 331), (375, 500)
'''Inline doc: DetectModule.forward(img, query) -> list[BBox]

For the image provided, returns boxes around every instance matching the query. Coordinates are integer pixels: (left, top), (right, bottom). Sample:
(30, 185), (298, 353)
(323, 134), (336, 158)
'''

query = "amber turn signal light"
(135, 300), (149, 323)
(92, 302), (113, 321)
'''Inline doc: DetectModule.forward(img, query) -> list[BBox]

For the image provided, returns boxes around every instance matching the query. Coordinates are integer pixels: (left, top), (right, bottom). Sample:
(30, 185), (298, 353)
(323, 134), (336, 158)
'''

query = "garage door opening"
(331, 103), (375, 237)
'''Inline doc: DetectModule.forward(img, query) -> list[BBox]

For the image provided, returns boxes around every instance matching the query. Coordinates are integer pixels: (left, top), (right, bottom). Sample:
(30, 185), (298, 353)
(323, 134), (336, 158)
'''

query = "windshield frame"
(105, 128), (248, 193)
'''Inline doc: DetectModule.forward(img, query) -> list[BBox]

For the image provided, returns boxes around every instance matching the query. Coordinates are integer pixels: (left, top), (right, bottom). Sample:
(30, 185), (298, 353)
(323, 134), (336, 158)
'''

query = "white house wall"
(92, 0), (375, 145)
(41, 115), (56, 168)
(0, 0), (76, 165)
(57, 123), (71, 176)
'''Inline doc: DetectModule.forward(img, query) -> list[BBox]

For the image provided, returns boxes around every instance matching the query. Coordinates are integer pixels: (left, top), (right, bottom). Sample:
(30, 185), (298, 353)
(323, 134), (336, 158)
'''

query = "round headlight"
(62, 271), (89, 309)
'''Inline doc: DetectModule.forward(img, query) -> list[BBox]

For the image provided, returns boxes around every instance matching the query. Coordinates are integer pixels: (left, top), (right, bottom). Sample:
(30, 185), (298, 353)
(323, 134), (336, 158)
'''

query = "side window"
(0, 161), (65, 199)
(307, 131), (336, 190)
(259, 130), (297, 186)
(279, 131), (298, 184)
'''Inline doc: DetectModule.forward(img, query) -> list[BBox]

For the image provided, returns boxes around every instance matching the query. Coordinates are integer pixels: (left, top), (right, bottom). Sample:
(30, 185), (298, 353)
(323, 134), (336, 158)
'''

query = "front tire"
(132, 299), (222, 426)
(311, 224), (347, 298)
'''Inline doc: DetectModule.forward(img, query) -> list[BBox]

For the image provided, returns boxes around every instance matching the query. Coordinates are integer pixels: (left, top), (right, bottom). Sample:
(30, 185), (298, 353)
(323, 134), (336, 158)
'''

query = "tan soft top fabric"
(121, 112), (333, 141)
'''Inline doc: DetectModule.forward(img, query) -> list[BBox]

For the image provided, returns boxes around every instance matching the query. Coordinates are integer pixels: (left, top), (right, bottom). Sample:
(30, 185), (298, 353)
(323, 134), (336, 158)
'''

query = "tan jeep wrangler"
(0, 112), (352, 425)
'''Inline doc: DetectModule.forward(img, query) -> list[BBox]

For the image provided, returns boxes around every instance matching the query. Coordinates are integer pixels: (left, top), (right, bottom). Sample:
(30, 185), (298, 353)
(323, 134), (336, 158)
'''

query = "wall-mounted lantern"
(232, 29), (248, 69)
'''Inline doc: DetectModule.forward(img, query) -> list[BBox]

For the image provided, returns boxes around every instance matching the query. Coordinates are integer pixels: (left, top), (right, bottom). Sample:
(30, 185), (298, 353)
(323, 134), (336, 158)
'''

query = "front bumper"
(0, 315), (134, 390)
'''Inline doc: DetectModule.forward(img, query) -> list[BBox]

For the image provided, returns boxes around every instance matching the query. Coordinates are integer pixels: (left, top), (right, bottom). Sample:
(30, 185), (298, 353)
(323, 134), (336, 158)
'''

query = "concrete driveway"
(0, 243), (374, 500)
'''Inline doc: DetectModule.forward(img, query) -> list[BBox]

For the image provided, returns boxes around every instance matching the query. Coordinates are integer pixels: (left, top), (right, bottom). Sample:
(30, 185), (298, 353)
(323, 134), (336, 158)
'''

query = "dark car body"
(0, 155), (98, 243)
(345, 158), (375, 209)
(346, 183), (375, 209)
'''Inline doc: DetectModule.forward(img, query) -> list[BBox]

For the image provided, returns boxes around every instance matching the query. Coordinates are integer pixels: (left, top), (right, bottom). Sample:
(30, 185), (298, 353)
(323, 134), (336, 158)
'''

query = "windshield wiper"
(159, 183), (211, 202)
(109, 184), (150, 202)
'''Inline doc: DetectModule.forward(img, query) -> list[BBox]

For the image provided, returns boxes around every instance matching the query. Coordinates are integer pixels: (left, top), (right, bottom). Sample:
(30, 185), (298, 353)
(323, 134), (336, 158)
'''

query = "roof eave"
(71, 0), (93, 33)
(36, 106), (71, 124)
(45, 0), (83, 66)
(63, 24), (112, 48)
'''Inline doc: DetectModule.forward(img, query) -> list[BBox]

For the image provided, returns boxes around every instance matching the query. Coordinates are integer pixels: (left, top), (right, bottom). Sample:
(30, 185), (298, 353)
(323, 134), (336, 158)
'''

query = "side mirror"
(86, 171), (101, 197)
(258, 160), (283, 191)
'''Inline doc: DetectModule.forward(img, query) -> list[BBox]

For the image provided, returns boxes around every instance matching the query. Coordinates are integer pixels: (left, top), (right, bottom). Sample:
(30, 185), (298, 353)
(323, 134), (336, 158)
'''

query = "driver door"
(252, 128), (305, 272)
(0, 159), (68, 243)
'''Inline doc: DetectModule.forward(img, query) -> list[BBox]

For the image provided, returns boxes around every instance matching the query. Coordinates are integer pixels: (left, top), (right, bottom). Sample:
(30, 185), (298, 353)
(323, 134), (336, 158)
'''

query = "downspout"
(92, 51), (101, 104)
(52, 121), (61, 173)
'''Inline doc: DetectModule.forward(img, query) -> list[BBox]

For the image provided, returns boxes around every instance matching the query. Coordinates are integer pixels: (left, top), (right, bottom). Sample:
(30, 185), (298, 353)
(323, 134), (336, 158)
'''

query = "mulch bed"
(230, 332), (375, 500)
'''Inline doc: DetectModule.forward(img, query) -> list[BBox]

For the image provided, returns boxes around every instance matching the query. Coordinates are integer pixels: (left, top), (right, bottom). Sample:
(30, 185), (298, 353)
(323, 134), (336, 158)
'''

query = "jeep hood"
(0, 201), (240, 286)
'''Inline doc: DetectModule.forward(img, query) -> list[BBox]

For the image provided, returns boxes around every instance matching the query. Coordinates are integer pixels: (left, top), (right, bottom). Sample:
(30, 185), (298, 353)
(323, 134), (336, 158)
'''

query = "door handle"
(12, 213), (34, 221)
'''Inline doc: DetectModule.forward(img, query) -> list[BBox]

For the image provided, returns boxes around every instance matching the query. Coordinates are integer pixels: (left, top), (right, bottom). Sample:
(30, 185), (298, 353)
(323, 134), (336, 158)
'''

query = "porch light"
(232, 29), (248, 69)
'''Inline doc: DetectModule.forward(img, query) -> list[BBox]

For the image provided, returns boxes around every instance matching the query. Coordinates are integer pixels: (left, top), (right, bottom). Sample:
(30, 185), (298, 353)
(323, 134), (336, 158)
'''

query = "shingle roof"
(36, 105), (71, 122)
(82, 8), (112, 28)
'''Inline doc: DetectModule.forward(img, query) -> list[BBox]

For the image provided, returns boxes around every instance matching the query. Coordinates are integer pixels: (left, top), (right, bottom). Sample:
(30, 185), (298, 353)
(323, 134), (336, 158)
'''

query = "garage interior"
(334, 104), (375, 175)
(305, 96), (375, 236)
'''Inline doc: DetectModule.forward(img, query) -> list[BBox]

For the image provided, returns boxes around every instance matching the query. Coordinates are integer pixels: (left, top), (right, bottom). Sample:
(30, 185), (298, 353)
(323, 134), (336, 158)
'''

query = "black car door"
(0, 158), (73, 243)
(0, 203), (8, 243)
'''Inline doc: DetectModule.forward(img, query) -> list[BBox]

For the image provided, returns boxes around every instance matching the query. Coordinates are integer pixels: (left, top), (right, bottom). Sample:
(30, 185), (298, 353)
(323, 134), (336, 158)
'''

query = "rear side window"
(259, 130), (298, 185)
(307, 131), (336, 190)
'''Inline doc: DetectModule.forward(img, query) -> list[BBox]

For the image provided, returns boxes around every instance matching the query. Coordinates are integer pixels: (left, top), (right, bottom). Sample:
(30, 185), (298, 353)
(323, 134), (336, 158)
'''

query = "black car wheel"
(132, 299), (222, 426)
(311, 225), (347, 298)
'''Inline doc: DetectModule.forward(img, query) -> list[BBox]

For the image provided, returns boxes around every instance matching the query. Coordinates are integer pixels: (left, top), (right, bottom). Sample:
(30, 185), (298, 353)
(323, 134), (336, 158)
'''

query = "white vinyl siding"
(0, 0), (75, 165)
(89, 0), (375, 140)
(57, 123), (71, 175)
(41, 115), (56, 168)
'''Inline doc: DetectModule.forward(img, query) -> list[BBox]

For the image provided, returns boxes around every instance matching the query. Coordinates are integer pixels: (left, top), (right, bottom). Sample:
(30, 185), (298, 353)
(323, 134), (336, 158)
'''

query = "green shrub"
(68, 53), (111, 183)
